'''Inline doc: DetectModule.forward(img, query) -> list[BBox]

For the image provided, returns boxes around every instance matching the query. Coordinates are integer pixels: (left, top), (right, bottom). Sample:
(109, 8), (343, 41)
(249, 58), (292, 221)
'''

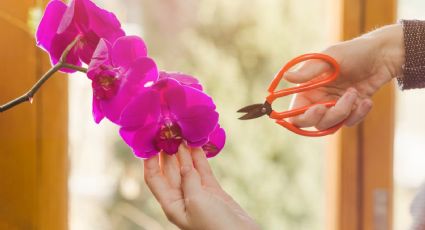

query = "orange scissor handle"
(267, 53), (340, 103)
(276, 119), (344, 137)
(266, 53), (342, 137)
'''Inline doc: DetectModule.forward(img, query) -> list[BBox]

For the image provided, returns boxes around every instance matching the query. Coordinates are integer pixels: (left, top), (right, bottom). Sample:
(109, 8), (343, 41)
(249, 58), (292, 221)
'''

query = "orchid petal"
(85, 0), (125, 42)
(163, 85), (218, 145)
(92, 95), (105, 124)
(76, 30), (101, 64)
(124, 57), (159, 87)
(204, 125), (226, 158)
(112, 36), (148, 69)
(36, 0), (67, 51)
(50, 30), (81, 72)
(177, 106), (218, 146)
(87, 39), (112, 79)
(102, 58), (158, 125)
(160, 71), (203, 91)
(57, 0), (88, 34)
(118, 88), (161, 128)
(120, 123), (160, 159)
(165, 83), (216, 112)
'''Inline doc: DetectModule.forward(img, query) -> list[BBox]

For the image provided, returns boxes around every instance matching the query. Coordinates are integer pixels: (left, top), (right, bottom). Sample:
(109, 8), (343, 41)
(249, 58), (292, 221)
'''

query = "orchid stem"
(62, 63), (88, 73)
(0, 36), (87, 113)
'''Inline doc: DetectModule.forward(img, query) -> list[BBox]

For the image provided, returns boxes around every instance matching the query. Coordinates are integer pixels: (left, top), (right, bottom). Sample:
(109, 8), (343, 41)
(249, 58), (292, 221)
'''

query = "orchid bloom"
(87, 36), (158, 124)
(158, 71), (226, 157)
(36, 0), (125, 72)
(119, 75), (219, 158)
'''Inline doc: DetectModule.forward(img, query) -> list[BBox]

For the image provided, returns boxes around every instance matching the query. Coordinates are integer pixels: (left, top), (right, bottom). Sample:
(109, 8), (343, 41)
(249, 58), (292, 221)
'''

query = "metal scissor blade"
(237, 103), (264, 113)
(237, 103), (268, 120)
(238, 112), (265, 120)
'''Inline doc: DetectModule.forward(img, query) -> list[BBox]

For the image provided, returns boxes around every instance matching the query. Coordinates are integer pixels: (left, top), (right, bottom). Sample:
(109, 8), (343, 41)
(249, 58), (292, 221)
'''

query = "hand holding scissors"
(238, 53), (345, 137)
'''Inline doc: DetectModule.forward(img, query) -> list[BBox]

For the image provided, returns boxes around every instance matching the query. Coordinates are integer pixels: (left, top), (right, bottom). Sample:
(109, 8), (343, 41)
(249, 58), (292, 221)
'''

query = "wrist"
(367, 24), (405, 79)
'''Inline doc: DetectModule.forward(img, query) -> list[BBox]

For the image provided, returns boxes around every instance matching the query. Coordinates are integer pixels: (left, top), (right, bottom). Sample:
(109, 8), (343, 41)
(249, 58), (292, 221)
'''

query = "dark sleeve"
(398, 20), (425, 90)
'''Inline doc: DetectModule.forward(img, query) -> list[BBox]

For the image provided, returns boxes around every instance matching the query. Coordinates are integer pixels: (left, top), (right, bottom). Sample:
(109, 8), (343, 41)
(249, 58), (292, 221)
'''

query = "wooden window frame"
(327, 0), (396, 229)
(0, 1), (68, 229)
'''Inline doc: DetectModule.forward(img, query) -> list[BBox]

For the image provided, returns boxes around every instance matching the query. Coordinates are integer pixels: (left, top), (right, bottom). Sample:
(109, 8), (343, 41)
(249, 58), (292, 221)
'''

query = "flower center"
(93, 69), (120, 100)
(159, 121), (182, 140)
(155, 121), (183, 154)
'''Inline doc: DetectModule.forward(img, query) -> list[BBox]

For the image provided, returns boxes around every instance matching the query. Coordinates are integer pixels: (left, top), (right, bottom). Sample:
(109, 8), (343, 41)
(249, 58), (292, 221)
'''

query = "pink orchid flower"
(158, 71), (226, 157)
(119, 75), (219, 159)
(36, 0), (125, 72)
(88, 36), (158, 124)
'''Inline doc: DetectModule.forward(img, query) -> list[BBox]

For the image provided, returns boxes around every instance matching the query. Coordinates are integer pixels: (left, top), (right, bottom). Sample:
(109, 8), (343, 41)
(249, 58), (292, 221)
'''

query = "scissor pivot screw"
(261, 108), (267, 113)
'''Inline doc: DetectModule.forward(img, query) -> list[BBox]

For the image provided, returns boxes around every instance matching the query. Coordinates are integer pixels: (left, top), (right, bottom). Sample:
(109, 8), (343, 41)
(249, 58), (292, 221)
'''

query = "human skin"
(143, 145), (261, 230)
(285, 24), (405, 130)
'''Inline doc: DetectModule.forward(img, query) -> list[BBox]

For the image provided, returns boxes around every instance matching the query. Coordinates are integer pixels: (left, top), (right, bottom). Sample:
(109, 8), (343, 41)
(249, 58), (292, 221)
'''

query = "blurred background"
(66, 0), (425, 230)
(69, 0), (334, 229)
(2, 0), (425, 229)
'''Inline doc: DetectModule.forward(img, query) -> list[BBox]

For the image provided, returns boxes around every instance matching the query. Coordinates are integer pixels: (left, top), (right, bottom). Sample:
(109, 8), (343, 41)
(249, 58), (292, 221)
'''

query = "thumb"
(284, 59), (332, 84)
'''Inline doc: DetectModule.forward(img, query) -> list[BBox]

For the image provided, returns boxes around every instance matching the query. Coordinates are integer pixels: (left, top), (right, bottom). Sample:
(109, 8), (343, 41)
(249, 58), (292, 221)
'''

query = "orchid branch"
(0, 36), (88, 113)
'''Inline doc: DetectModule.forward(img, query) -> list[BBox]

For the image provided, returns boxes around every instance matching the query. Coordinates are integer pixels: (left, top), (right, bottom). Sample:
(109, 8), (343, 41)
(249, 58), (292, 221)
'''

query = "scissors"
(237, 53), (343, 137)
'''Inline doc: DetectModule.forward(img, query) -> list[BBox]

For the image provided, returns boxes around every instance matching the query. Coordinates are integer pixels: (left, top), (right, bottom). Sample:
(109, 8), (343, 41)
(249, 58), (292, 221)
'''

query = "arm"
(143, 145), (260, 230)
(399, 20), (425, 89)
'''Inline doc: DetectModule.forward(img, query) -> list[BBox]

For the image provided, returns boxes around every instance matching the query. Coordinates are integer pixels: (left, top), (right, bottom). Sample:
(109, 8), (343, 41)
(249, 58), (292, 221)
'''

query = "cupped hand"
(143, 145), (260, 230)
(284, 24), (404, 130)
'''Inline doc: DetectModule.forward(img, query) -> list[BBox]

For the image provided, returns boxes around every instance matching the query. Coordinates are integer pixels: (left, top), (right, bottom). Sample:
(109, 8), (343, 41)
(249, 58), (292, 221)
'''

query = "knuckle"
(333, 109), (350, 119)
(324, 45), (340, 56)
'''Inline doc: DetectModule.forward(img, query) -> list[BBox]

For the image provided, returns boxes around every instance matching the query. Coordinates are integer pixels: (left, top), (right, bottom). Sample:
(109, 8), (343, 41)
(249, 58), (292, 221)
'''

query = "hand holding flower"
(144, 145), (260, 230)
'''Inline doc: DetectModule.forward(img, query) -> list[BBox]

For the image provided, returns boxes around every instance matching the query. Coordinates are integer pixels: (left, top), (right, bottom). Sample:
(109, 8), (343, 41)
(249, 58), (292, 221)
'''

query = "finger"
(144, 156), (188, 227)
(288, 104), (327, 128)
(192, 148), (221, 188)
(160, 152), (181, 189)
(345, 99), (373, 126)
(316, 88), (358, 130)
(289, 92), (312, 110)
(288, 87), (335, 110)
(143, 155), (172, 203)
(177, 144), (202, 196)
(284, 59), (332, 84)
